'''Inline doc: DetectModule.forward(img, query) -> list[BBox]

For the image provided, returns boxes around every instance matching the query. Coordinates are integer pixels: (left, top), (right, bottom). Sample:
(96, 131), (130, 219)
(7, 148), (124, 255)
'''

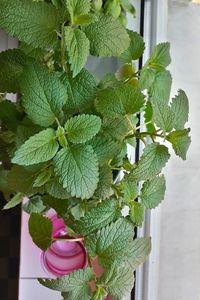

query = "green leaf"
(65, 27), (90, 77)
(43, 195), (69, 217)
(132, 143), (170, 180)
(84, 14), (130, 57)
(0, 49), (27, 93)
(65, 114), (102, 143)
(127, 237), (151, 270)
(96, 84), (145, 117)
(3, 192), (23, 210)
(74, 13), (97, 26)
(143, 100), (156, 133)
(29, 213), (53, 250)
(166, 129), (191, 160)
(0, 0), (59, 48)
(12, 129), (59, 166)
(120, 30), (145, 62)
(85, 218), (134, 267)
(129, 202), (144, 226)
(54, 145), (99, 199)
(73, 199), (120, 235)
(123, 174), (138, 203)
(21, 63), (67, 127)
(139, 68), (156, 90)
(0, 100), (21, 131)
(61, 69), (97, 114)
(19, 42), (46, 61)
(141, 175), (166, 209)
(151, 100), (175, 133)
(46, 177), (71, 199)
(149, 70), (172, 104)
(65, 0), (91, 22)
(148, 42), (171, 68)
(120, 0), (136, 15)
(171, 89), (189, 130)
(102, 116), (132, 141)
(39, 268), (94, 300)
(33, 169), (52, 187)
(94, 165), (114, 199)
(89, 136), (120, 165)
(98, 264), (134, 300)
(15, 123), (42, 149)
(98, 73), (121, 89)
(23, 195), (46, 214)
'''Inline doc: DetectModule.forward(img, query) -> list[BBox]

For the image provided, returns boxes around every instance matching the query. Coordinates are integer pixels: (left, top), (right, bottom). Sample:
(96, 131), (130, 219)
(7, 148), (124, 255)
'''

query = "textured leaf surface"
(33, 169), (52, 187)
(29, 213), (53, 250)
(166, 129), (191, 160)
(73, 199), (120, 235)
(21, 64), (67, 127)
(141, 175), (166, 209)
(127, 237), (151, 270)
(0, 49), (27, 92)
(171, 90), (189, 130)
(0, 0), (59, 48)
(65, 0), (91, 21)
(148, 42), (171, 68)
(151, 100), (175, 133)
(96, 84), (145, 117)
(98, 265), (134, 300)
(65, 27), (90, 77)
(149, 70), (172, 104)
(0, 100), (21, 131)
(54, 145), (99, 199)
(123, 175), (138, 203)
(132, 143), (170, 180)
(65, 114), (102, 143)
(23, 195), (46, 214)
(3, 192), (23, 210)
(120, 30), (145, 62)
(46, 177), (70, 199)
(12, 129), (59, 166)
(102, 116), (133, 141)
(84, 15), (130, 57)
(94, 165), (114, 199)
(61, 69), (97, 113)
(39, 268), (93, 300)
(129, 202), (144, 226)
(139, 68), (155, 90)
(85, 218), (134, 267)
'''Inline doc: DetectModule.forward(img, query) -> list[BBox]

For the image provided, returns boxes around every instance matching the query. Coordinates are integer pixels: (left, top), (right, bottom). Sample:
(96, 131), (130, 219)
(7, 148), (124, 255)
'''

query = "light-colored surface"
(157, 1), (200, 300)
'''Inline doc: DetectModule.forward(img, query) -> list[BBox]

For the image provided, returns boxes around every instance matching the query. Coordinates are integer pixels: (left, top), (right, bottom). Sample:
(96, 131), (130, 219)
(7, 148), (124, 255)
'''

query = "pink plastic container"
(41, 215), (87, 277)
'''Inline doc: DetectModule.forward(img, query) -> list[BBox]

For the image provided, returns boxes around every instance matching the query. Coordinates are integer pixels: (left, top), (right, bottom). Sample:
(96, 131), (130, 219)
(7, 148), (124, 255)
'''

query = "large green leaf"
(65, 0), (91, 22)
(46, 177), (71, 199)
(21, 63), (67, 127)
(98, 265), (134, 300)
(149, 70), (172, 104)
(132, 143), (170, 180)
(73, 199), (120, 235)
(151, 100), (175, 133)
(39, 268), (93, 300)
(12, 129), (59, 166)
(61, 69), (97, 113)
(120, 30), (145, 62)
(29, 213), (53, 250)
(84, 14), (130, 57)
(102, 116), (132, 141)
(0, 49), (27, 93)
(171, 89), (189, 130)
(65, 114), (102, 143)
(65, 27), (90, 77)
(85, 218), (134, 267)
(96, 84), (145, 117)
(127, 237), (151, 270)
(148, 42), (171, 68)
(166, 129), (191, 160)
(0, 0), (59, 48)
(141, 175), (166, 209)
(54, 145), (99, 199)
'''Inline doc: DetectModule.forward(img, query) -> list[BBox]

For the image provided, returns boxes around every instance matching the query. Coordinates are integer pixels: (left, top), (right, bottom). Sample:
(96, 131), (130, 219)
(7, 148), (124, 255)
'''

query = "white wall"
(158, 1), (200, 299)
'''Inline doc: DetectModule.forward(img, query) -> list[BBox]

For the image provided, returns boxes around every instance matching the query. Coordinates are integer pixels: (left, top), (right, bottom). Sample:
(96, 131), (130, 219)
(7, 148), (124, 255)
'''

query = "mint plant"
(0, 0), (191, 299)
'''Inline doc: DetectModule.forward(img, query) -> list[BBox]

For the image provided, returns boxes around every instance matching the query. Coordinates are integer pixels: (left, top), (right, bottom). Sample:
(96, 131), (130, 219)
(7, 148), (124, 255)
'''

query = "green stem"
(61, 23), (68, 73)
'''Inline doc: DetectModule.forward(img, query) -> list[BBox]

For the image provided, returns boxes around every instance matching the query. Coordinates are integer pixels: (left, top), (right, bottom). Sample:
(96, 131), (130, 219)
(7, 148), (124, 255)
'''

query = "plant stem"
(61, 23), (68, 73)
(53, 237), (84, 242)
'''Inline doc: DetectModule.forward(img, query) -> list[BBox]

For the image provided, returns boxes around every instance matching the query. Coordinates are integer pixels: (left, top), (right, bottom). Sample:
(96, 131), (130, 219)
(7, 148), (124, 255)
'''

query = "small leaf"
(129, 202), (144, 226)
(33, 169), (52, 187)
(3, 192), (24, 210)
(102, 116), (132, 141)
(61, 69), (97, 114)
(166, 129), (191, 160)
(29, 213), (53, 250)
(127, 237), (151, 270)
(39, 268), (94, 300)
(96, 84), (145, 117)
(84, 14), (130, 57)
(171, 89), (189, 130)
(21, 63), (67, 127)
(148, 42), (171, 68)
(141, 175), (166, 209)
(94, 165), (114, 200)
(46, 177), (71, 199)
(65, 114), (102, 144)
(23, 195), (46, 214)
(143, 100), (156, 133)
(0, 0), (59, 48)
(12, 129), (59, 166)
(65, 27), (90, 77)
(73, 198), (121, 235)
(123, 174), (138, 203)
(139, 68), (156, 90)
(74, 13), (97, 26)
(149, 70), (172, 105)
(65, 0), (91, 22)
(132, 143), (170, 180)
(120, 30), (145, 62)
(54, 145), (99, 199)
(0, 49), (27, 93)
(98, 264), (134, 300)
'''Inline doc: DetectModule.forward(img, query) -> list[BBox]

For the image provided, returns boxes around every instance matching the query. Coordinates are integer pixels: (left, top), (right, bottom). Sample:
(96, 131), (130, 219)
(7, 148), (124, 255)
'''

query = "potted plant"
(0, 0), (191, 299)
